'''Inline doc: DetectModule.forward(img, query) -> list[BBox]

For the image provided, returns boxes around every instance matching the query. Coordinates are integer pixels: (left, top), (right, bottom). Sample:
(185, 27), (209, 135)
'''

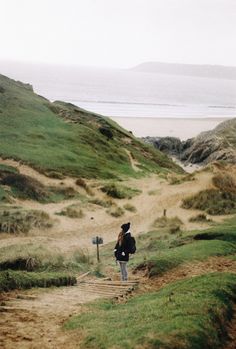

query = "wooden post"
(92, 236), (103, 262)
(96, 236), (100, 262)
(163, 209), (167, 217)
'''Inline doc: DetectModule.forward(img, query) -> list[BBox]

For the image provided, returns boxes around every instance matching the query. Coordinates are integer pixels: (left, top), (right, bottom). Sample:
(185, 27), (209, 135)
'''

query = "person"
(114, 222), (132, 281)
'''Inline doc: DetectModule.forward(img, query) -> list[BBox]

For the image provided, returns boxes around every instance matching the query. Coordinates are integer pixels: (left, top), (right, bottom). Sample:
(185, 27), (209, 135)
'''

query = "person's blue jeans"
(118, 261), (128, 281)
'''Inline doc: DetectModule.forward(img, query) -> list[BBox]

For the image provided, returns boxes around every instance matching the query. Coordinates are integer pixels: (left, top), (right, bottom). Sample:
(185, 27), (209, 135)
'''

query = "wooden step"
(80, 280), (138, 287)
(79, 283), (133, 291)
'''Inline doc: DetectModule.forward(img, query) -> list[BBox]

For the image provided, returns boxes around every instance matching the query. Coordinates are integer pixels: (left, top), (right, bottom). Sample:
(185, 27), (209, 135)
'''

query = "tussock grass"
(101, 183), (141, 199)
(182, 172), (236, 215)
(75, 178), (94, 195)
(182, 189), (236, 215)
(0, 172), (82, 203)
(0, 208), (53, 234)
(168, 173), (195, 185)
(0, 270), (76, 292)
(56, 205), (84, 219)
(123, 203), (137, 212)
(0, 244), (93, 272)
(1, 173), (48, 201)
(153, 216), (183, 234)
(106, 206), (125, 217)
(65, 273), (236, 349)
(89, 197), (114, 208)
(212, 172), (236, 193)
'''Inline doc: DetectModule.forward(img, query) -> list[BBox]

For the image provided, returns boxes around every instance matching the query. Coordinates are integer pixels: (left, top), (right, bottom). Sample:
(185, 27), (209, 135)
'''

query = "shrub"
(99, 127), (113, 140)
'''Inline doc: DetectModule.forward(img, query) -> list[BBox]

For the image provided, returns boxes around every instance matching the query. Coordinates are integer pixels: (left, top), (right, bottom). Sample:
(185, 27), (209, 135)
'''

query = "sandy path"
(0, 285), (100, 349)
(1, 257), (236, 349)
(0, 168), (227, 254)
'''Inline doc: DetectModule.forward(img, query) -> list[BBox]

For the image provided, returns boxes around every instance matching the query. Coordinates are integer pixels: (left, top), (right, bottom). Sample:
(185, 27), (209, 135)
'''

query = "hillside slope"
(132, 61), (236, 80)
(143, 118), (236, 165)
(0, 73), (181, 179)
(180, 118), (236, 164)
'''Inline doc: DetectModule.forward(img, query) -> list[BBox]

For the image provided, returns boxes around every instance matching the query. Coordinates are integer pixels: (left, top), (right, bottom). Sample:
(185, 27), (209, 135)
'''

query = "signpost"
(92, 236), (103, 262)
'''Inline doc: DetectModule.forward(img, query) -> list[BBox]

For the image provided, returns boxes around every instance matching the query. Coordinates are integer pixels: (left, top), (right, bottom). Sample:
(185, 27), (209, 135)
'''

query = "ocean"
(0, 61), (236, 138)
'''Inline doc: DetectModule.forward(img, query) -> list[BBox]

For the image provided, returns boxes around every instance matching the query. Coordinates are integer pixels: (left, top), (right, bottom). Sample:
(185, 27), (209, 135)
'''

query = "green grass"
(0, 74), (181, 179)
(101, 216), (236, 275)
(65, 272), (236, 349)
(0, 163), (19, 173)
(141, 240), (236, 277)
(0, 270), (76, 292)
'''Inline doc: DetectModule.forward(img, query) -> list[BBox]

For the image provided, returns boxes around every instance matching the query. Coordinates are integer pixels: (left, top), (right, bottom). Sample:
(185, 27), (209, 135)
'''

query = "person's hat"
(121, 222), (130, 232)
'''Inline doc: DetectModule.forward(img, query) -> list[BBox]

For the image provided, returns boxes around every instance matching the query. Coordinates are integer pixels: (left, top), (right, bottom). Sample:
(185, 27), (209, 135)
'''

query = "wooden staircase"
(76, 279), (139, 299)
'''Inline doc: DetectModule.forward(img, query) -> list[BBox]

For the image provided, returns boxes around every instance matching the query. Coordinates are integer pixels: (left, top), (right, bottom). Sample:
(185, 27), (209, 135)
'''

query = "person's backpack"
(129, 236), (136, 254)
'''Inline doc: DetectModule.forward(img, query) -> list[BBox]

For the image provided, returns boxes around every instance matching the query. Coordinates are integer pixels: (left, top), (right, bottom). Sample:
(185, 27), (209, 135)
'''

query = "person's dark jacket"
(114, 232), (132, 262)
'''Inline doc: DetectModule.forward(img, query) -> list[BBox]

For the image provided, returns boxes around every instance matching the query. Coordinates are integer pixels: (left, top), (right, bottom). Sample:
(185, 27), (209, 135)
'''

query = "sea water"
(0, 61), (236, 138)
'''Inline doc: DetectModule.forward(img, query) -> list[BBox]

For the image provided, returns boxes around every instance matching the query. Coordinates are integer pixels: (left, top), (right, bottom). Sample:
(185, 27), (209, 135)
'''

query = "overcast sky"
(0, 0), (235, 68)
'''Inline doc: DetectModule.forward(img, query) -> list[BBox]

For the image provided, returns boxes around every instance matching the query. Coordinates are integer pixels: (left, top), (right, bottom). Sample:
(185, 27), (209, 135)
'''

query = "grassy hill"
(0, 73), (181, 179)
(65, 216), (236, 349)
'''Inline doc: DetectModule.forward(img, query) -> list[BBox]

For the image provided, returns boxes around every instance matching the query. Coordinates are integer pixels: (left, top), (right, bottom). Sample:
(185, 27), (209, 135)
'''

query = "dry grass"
(153, 215), (183, 234)
(75, 178), (94, 195)
(89, 198), (114, 208)
(182, 189), (236, 215)
(212, 172), (236, 193)
(56, 205), (84, 219)
(0, 244), (93, 272)
(106, 206), (125, 218)
(168, 173), (195, 185)
(123, 203), (137, 212)
(0, 208), (53, 234)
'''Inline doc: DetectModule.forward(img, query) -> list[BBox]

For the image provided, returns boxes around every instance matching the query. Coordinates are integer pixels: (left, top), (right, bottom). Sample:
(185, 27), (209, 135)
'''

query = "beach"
(110, 116), (231, 140)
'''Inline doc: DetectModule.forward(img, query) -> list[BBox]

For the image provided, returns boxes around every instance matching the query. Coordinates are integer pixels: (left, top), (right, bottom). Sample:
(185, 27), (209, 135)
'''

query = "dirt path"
(0, 277), (138, 349)
(0, 169), (223, 254)
(1, 257), (236, 349)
